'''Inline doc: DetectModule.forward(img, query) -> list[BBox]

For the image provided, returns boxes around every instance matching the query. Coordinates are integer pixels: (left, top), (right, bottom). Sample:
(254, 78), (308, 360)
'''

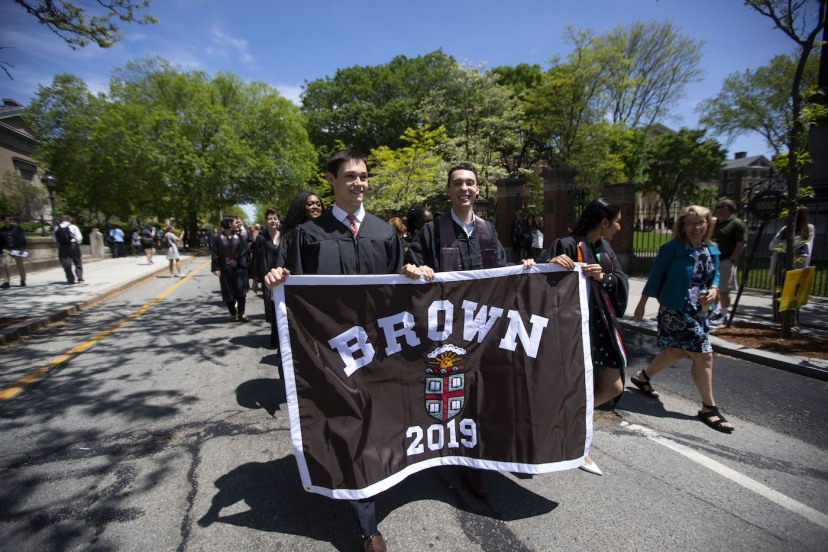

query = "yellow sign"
(778, 266), (816, 312)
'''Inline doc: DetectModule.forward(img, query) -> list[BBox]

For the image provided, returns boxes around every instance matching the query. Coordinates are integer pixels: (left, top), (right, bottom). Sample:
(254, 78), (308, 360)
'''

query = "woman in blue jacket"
(632, 205), (734, 433)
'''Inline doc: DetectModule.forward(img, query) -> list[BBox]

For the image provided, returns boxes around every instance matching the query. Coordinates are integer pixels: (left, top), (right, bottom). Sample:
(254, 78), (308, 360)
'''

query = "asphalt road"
(0, 259), (826, 551)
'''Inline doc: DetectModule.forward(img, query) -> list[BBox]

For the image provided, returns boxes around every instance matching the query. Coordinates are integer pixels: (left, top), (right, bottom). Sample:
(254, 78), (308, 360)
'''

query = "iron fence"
(629, 199), (828, 297)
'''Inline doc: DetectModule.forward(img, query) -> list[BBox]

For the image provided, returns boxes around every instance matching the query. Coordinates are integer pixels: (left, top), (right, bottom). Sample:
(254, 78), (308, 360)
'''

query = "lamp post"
(43, 173), (58, 226)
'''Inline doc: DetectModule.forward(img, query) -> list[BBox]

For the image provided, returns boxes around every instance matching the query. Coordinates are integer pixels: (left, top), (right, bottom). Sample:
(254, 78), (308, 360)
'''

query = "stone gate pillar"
(495, 176), (525, 260)
(601, 182), (637, 272)
(541, 167), (578, 247)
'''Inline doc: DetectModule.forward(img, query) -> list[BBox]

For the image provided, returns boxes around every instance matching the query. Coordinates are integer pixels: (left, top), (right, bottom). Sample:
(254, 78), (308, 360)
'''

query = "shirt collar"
(332, 203), (365, 226)
(450, 210), (476, 237)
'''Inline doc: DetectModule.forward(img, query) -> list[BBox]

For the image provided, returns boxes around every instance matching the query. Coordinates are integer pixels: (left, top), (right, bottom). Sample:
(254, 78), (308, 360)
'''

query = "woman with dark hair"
(276, 192), (325, 270)
(254, 209), (282, 346)
(548, 198), (629, 476)
(633, 205), (733, 434)
(211, 215), (251, 322)
(769, 205), (815, 323)
(281, 192), (324, 236)
(405, 206), (433, 242)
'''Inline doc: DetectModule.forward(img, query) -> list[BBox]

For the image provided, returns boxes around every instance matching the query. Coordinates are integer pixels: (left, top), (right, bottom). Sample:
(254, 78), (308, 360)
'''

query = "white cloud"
(274, 84), (303, 105)
(211, 28), (254, 65)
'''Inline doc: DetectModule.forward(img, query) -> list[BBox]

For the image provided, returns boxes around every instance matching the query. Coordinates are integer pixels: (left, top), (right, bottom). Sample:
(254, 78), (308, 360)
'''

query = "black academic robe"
(405, 217), (507, 271)
(211, 232), (250, 303)
(552, 235), (629, 369)
(283, 210), (404, 276)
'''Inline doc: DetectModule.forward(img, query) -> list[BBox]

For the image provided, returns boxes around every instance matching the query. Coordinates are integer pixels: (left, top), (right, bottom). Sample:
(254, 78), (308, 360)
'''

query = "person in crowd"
(512, 209), (526, 262)
(281, 192), (325, 236)
(403, 162), (534, 497)
(769, 205), (815, 324)
(54, 214), (83, 284)
(710, 199), (747, 325)
(212, 216), (251, 322)
(131, 227), (142, 257)
(1, 214), (27, 288)
(524, 214), (543, 260)
(164, 225), (185, 277)
(140, 226), (155, 264)
(404, 206), (433, 249)
(234, 215), (257, 293)
(546, 198), (628, 476)
(109, 224), (125, 258)
(388, 216), (406, 239)
(276, 191), (325, 266)
(632, 205), (734, 434)
(265, 150), (417, 552)
(154, 226), (165, 252)
(254, 208), (282, 348)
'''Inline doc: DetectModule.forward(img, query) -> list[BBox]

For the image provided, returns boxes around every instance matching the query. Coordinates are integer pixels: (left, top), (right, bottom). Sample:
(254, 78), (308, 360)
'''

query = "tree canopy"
(26, 59), (317, 236)
(641, 128), (726, 213)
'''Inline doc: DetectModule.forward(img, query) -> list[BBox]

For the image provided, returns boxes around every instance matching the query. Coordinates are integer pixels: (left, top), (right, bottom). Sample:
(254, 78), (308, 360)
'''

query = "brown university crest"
(424, 344), (467, 421)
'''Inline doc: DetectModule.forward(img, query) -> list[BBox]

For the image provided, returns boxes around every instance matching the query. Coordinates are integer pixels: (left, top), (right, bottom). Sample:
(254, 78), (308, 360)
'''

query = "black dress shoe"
(363, 534), (387, 552)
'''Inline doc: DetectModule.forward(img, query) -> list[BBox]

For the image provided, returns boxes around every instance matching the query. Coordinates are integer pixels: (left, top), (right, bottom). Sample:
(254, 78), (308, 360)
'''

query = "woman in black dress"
(549, 198), (629, 476)
(254, 208), (281, 346)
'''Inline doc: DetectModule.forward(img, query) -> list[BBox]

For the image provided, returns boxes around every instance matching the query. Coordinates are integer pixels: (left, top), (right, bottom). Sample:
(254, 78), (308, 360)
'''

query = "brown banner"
(274, 265), (592, 499)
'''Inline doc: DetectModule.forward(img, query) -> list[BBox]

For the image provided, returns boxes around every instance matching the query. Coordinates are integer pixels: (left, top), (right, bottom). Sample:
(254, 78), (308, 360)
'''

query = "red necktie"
(347, 214), (359, 239)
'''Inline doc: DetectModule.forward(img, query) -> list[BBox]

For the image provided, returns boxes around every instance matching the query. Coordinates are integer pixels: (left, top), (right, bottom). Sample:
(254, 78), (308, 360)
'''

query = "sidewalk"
(2, 258), (826, 379)
(0, 255), (199, 345)
(624, 276), (828, 380)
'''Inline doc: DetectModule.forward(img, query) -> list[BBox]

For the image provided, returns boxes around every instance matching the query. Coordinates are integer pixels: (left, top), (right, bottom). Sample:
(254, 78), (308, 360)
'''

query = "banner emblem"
(424, 344), (467, 421)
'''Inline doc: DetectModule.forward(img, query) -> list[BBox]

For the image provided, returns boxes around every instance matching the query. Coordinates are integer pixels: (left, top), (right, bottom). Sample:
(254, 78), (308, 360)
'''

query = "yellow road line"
(0, 260), (212, 403)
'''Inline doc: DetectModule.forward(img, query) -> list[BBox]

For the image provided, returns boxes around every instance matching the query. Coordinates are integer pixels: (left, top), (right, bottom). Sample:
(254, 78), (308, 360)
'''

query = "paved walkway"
(1, 257), (826, 379)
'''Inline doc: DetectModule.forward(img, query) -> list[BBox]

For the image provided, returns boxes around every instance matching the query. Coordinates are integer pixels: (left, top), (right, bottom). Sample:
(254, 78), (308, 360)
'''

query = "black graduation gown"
(552, 235), (629, 370)
(211, 232), (251, 303)
(405, 218), (507, 271)
(283, 210), (404, 276)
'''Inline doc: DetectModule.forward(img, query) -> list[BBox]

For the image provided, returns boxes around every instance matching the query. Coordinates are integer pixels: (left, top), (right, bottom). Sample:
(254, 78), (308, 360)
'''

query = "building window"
(12, 159), (37, 182)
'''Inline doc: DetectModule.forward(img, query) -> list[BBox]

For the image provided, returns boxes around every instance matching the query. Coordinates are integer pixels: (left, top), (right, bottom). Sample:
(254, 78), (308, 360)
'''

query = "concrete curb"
(620, 319), (828, 382)
(0, 264), (170, 346)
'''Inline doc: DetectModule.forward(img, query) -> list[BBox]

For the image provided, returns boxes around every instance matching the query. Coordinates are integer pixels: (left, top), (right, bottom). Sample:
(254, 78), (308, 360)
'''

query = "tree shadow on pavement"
(196, 456), (557, 550)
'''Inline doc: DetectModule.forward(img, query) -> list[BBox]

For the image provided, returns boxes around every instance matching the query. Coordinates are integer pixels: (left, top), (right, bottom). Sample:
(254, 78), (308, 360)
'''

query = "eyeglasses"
(683, 220), (707, 228)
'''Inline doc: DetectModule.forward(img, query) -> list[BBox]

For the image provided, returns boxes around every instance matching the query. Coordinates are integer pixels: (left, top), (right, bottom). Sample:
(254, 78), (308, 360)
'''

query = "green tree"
(590, 20), (704, 130)
(301, 51), (457, 157)
(745, 0), (827, 338)
(419, 63), (523, 196)
(367, 125), (448, 217)
(697, 52), (820, 155)
(27, 59), (317, 241)
(641, 128), (726, 215)
(490, 63), (544, 98)
(25, 74), (105, 221)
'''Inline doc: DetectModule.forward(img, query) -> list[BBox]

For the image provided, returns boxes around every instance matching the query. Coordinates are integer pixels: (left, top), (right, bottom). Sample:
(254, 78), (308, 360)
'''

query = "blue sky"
(0, 0), (800, 160)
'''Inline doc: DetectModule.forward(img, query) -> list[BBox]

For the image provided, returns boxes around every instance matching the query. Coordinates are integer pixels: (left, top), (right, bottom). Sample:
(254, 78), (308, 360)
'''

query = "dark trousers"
(350, 498), (378, 537)
(59, 244), (83, 283)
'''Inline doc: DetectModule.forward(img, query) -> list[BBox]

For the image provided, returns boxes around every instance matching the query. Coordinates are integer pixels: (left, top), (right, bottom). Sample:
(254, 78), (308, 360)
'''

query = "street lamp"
(43, 173), (58, 226)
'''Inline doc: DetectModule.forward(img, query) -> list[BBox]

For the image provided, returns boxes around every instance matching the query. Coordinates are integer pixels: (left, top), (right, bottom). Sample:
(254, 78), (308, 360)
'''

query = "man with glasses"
(0, 214), (27, 288)
(711, 199), (747, 324)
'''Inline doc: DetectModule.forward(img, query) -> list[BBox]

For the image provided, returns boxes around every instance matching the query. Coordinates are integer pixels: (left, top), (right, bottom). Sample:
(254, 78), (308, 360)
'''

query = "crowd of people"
(3, 150), (814, 551)
(251, 150), (753, 552)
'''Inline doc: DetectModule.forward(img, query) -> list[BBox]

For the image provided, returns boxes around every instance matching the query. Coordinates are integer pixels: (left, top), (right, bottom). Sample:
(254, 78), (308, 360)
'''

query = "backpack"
(56, 225), (72, 245)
